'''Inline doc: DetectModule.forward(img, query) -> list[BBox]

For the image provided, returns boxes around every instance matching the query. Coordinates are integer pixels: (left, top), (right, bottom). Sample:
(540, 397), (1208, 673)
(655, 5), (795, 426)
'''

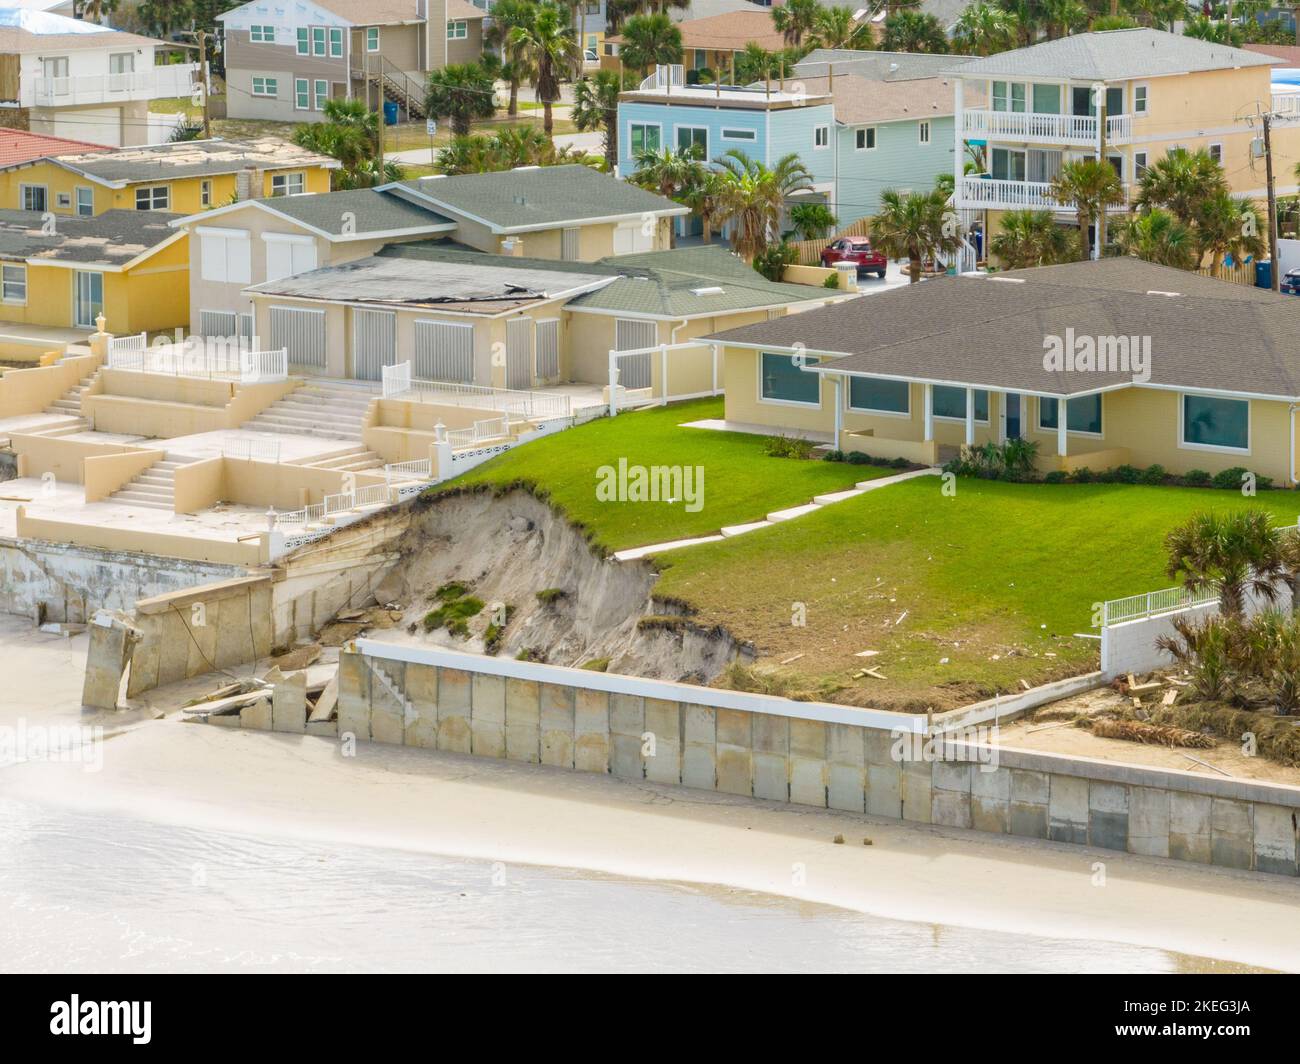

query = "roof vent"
(514, 195), (527, 206)
(1146, 289), (1181, 297)
(691, 286), (724, 295)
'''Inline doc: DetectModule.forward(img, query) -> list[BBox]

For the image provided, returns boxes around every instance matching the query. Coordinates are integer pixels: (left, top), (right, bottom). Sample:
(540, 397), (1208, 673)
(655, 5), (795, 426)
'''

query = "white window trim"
(844, 376), (910, 418)
(251, 76), (278, 97)
(673, 123), (709, 158)
(294, 78), (310, 111)
(313, 79), (329, 111)
(813, 124), (829, 150)
(74, 185), (93, 216)
(757, 351), (822, 409)
(1133, 83), (1149, 115)
(329, 27), (343, 57)
(1208, 141), (1223, 164)
(932, 388), (991, 425)
(311, 26), (327, 57)
(271, 171), (306, 196)
(720, 128), (757, 142)
(2, 264), (27, 305)
(135, 184), (170, 210)
(296, 28), (309, 56)
(366, 27), (380, 52)
(1178, 391), (1251, 455)
(20, 183), (47, 211)
(855, 126), (877, 152)
(628, 120), (662, 156)
(1035, 394), (1104, 439)
(918, 120), (931, 145)
(448, 20), (468, 39)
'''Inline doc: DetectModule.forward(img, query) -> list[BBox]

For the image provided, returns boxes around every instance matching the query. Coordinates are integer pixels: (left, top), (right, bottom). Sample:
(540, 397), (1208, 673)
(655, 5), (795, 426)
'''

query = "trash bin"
(383, 100), (398, 125)
(1256, 259), (1272, 289)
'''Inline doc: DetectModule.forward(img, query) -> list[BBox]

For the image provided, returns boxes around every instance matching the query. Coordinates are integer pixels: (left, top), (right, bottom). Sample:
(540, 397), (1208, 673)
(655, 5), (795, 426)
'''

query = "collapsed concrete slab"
(81, 610), (141, 711)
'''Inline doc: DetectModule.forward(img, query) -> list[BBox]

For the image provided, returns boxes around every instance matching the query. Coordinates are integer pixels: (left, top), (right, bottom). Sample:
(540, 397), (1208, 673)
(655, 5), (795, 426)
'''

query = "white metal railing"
(221, 437), (281, 463)
(104, 341), (287, 383)
(381, 363), (572, 420)
(384, 458), (432, 484)
(28, 64), (198, 108)
(1101, 584), (1220, 626)
(1273, 92), (1300, 117)
(607, 340), (721, 416)
(242, 348), (288, 383)
(106, 332), (147, 362)
(639, 64), (685, 91)
(273, 502), (326, 528)
(957, 176), (1130, 212)
(447, 416), (510, 449)
(354, 484), (389, 508)
(961, 109), (1131, 145)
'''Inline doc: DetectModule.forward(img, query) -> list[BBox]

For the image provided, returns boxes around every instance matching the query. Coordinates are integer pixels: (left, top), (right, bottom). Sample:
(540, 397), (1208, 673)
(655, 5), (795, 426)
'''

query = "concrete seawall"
(327, 641), (1300, 879)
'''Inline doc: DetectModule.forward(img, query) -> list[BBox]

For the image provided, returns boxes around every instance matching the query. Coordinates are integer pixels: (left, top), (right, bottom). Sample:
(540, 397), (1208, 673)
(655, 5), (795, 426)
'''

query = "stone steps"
(108, 458), (177, 510)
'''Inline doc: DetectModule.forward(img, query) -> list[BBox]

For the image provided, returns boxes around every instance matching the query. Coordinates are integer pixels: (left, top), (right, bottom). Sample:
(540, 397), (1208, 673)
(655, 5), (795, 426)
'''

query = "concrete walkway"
(613, 465), (940, 562)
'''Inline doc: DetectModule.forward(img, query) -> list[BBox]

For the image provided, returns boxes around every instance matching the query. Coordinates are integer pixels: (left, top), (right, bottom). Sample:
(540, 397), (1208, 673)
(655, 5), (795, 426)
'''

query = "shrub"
(1113, 464), (1142, 484)
(579, 657), (610, 672)
(1071, 466), (1094, 483)
(1043, 470), (1067, 484)
(423, 595), (485, 636)
(762, 434), (815, 459)
(1141, 464), (1167, 485)
(432, 581), (471, 602)
(822, 449), (844, 462)
(1184, 469), (1212, 486)
(1212, 466), (1250, 490)
(535, 587), (567, 605)
(823, 272), (840, 289)
(753, 241), (797, 282)
(846, 451), (871, 465)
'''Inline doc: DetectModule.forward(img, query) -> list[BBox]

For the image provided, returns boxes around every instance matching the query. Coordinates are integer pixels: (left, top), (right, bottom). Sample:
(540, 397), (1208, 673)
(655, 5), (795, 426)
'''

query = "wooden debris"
(1092, 718), (1214, 749)
(271, 644), (321, 672)
(779, 653), (804, 665)
(1182, 753), (1233, 778)
(309, 673), (338, 723)
(1161, 689), (1178, 706)
(1018, 678), (1031, 691)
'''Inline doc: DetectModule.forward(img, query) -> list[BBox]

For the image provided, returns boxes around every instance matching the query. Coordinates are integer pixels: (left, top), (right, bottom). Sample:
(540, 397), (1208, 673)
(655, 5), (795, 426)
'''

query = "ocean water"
(0, 797), (1222, 974)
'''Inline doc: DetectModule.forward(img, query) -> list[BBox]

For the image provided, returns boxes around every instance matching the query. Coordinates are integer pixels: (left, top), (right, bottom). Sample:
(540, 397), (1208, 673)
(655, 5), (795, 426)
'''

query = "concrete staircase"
(27, 375), (96, 438)
(107, 458), (180, 511)
(305, 444), (385, 473)
(44, 376), (94, 419)
(243, 382), (375, 441)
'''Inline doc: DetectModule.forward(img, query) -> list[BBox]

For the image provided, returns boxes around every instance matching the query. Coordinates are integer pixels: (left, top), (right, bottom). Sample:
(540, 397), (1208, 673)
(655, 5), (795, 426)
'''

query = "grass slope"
(442, 398), (887, 550)
(652, 478), (1300, 711)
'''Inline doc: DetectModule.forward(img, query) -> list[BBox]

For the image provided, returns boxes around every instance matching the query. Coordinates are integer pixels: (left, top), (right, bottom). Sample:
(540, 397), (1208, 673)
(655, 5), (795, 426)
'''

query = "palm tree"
(869, 188), (960, 284)
(1049, 158), (1125, 260)
(74, 0), (119, 20)
(1183, 15), (1245, 45)
(734, 43), (781, 83)
(952, 2), (1019, 55)
(619, 12), (683, 73)
(1041, 0), (1088, 36)
(1196, 192), (1266, 276)
(630, 145), (706, 201)
(1165, 510), (1286, 619)
(881, 11), (951, 52)
(1136, 147), (1229, 227)
(810, 6), (872, 49)
(425, 62), (498, 137)
(789, 202), (838, 241)
(291, 98), (396, 189)
(485, 0), (536, 117)
(989, 209), (1079, 267)
(572, 70), (622, 172)
(1116, 207), (1197, 268)
(436, 127), (590, 173)
(509, 0), (583, 136)
(714, 150), (815, 262)
(772, 0), (821, 47)
(685, 168), (727, 244)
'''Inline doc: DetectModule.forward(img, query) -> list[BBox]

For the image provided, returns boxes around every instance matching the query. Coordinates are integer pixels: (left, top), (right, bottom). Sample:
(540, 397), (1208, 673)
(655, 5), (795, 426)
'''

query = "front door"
(1004, 393), (1022, 441)
(73, 271), (103, 328)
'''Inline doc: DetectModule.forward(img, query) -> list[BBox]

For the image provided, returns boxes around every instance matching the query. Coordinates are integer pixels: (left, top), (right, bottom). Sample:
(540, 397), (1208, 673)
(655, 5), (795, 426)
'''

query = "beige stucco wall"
(446, 215), (674, 261)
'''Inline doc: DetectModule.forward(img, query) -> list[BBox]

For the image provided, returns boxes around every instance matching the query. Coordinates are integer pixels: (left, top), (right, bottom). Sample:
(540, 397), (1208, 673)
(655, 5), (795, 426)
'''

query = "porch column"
(923, 382), (934, 441)
(964, 386), (975, 446)
(1056, 398), (1068, 458)
(953, 78), (965, 205)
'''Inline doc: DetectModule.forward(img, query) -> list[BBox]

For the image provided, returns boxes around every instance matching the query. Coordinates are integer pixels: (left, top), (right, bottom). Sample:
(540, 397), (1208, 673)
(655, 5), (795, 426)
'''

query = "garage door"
(49, 108), (123, 147)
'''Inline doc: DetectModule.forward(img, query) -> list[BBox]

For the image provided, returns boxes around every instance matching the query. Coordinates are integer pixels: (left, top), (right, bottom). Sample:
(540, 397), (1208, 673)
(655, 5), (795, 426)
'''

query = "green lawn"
(438, 398), (890, 550)
(651, 478), (1300, 710)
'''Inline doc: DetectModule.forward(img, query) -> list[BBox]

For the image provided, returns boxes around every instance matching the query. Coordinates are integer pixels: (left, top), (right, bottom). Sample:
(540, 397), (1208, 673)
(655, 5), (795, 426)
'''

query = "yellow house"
(950, 28), (1300, 245)
(0, 137), (337, 218)
(707, 258), (1300, 486)
(0, 208), (188, 332)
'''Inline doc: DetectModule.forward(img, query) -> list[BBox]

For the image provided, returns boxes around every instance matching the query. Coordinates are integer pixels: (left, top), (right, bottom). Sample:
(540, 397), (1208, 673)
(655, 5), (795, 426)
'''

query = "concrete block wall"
(331, 643), (1300, 879)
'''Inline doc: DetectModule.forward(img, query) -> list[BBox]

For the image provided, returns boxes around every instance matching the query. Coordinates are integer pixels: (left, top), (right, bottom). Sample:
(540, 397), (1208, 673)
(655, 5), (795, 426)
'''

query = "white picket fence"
(221, 436), (282, 463)
(380, 362), (572, 421)
(106, 336), (288, 383)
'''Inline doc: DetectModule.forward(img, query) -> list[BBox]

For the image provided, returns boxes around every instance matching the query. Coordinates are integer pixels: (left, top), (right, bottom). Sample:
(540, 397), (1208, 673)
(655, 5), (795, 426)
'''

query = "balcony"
(27, 65), (198, 108)
(958, 176), (1130, 213)
(961, 108), (1132, 146)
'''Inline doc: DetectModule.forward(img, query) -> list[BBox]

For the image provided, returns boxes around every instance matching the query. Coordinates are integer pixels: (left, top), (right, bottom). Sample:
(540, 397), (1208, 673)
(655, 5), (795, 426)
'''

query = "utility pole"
(1264, 111), (1280, 291)
(197, 29), (210, 140)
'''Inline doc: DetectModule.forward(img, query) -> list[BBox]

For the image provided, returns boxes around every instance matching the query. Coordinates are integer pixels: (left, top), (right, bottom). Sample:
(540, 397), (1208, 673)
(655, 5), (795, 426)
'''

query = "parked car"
(820, 237), (887, 278)
(1281, 267), (1300, 296)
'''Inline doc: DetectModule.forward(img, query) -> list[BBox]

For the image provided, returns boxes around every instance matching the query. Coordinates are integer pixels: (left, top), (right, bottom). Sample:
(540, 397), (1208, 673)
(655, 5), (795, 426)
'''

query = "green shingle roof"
(391, 165), (688, 232)
(259, 188), (453, 236)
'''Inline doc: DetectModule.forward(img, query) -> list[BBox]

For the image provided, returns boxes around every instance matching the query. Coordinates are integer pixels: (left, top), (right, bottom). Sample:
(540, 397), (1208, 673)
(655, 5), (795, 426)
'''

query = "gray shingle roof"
(7, 138), (337, 185)
(943, 28), (1275, 81)
(392, 165), (687, 232)
(707, 258), (1300, 400)
(258, 188), (453, 236)
(797, 49), (974, 82)
(0, 208), (179, 267)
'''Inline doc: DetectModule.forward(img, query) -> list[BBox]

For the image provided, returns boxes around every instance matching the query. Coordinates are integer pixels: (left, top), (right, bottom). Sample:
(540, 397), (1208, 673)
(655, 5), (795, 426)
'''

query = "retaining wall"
(335, 641), (1300, 878)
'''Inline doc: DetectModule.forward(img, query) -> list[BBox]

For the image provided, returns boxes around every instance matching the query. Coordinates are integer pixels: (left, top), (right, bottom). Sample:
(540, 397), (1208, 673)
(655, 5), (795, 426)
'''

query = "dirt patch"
(360, 489), (751, 684)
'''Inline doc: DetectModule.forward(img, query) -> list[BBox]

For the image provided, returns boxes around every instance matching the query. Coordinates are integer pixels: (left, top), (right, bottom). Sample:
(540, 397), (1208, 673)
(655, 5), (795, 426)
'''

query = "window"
(1134, 84), (1148, 115)
(198, 228), (251, 284)
(135, 185), (169, 210)
(56, 192), (70, 209)
(2, 264), (26, 304)
(20, 184), (46, 212)
(814, 125), (829, 149)
(200, 180), (211, 207)
(721, 128), (756, 142)
(629, 122), (660, 156)
(991, 80), (1026, 113)
(73, 271), (103, 328)
(329, 27), (343, 56)
(311, 26), (327, 56)
(313, 79), (329, 109)
(75, 186), (92, 217)
(448, 20), (467, 39)
(1134, 150), (1148, 179)
(366, 26), (380, 51)
(1039, 394), (1103, 435)
(295, 78), (310, 110)
(250, 24), (275, 43)
(251, 76), (278, 97)
(296, 27), (309, 55)
(855, 127), (876, 151)
(918, 120), (931, 145)
(676, 126), (707, 158)
(848, 375), (908, 415)
(933, 385), (988, 422)
(109, 52), (133, 75)
(271, 171), (306, 197)
(263, 233), (317, 281)
(1208, 142), (1222, 165)
(1182, 393), (1248, 452)
(760, 352), (820, 406)
(561, 227), (580, 261)
(991, 146), (1026, 182)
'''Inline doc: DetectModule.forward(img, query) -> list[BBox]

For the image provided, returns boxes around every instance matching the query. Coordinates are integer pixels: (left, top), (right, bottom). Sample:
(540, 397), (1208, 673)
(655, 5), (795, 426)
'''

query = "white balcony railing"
(962, 109), (1132, 145)
(1274, 92), (1300, 117)
(957, 176), (1130, 213)
(28, 64), (198, 108)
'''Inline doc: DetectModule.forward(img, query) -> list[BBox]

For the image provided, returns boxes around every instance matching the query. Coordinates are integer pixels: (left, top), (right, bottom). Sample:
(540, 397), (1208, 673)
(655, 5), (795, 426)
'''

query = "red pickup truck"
(820, 237), (887, 277)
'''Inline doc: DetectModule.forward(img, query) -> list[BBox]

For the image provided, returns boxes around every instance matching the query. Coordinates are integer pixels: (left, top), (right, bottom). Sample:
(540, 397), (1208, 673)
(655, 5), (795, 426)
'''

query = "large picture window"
(1182, 393), (1248, 451)
(760, 352), (820, 406)
(1039, 394), (1103, 435)
(933, 385), (988, 421)
(848, 375), (909, 415)
(629, 122), (660, 156)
